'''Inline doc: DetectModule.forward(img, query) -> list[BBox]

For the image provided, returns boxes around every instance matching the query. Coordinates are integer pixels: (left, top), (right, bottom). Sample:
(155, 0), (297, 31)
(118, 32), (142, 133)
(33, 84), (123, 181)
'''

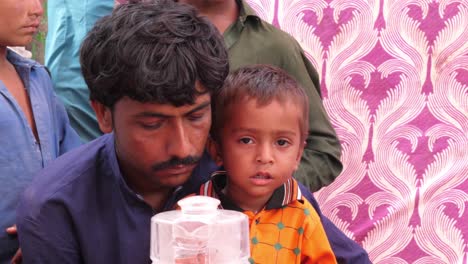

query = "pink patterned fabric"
(246, 0), (467, 263)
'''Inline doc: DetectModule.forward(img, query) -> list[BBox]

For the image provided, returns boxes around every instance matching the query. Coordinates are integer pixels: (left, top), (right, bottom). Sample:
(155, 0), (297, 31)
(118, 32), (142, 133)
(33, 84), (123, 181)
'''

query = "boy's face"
(0, 0), (43, 47)
(215, 98), (304, 205)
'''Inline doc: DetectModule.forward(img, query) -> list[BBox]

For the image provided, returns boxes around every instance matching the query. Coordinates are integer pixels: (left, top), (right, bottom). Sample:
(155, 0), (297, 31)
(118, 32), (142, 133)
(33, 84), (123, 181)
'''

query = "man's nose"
(256, 143), (274, 165)
(167, 120), (192, 158)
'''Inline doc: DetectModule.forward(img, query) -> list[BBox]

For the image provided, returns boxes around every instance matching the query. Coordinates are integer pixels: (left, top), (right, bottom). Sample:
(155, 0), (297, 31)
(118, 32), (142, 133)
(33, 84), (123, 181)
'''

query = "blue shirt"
(0, 50), (81, 262)
(16, 134), (217, 264)
(17, 133), (370, 264)
(45, 0), (114, 142)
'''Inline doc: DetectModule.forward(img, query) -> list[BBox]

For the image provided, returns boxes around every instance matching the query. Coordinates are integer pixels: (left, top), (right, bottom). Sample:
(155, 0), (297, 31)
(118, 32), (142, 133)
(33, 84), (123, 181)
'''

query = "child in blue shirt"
(0, 0), (81, 262)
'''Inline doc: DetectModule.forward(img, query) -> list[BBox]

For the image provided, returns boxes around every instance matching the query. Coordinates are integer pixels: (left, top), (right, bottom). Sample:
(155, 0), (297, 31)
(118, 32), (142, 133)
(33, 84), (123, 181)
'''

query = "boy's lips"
(249, 172), (273, 185)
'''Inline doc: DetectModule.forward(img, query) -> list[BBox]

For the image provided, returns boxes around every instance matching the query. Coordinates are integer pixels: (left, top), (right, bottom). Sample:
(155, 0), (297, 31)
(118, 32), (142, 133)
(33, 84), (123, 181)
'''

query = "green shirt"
(225, 0), (343, 191)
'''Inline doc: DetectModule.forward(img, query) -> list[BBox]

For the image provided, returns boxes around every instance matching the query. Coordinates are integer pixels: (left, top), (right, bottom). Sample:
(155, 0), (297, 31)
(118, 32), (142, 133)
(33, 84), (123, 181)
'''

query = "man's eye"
(188, 113), (204, 121)
(239, 138), (253, 144)
(141, 122), (162, 130)
(277, 139), (290, 146)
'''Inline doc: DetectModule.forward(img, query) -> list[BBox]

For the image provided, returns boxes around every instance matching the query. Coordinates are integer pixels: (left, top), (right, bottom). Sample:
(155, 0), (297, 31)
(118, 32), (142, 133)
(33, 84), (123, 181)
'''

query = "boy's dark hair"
(211, 64), (309, 141)
(80, 0), (229, 108)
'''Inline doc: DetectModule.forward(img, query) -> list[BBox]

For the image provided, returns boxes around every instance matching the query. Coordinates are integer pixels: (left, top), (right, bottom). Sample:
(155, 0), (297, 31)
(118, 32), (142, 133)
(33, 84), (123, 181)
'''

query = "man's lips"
(160, 164), (196, 176)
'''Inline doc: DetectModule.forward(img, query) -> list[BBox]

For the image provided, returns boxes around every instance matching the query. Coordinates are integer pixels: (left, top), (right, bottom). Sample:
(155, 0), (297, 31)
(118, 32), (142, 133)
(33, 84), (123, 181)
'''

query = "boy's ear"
(206, 137), (223, 166)
(91, 100), (113, 134)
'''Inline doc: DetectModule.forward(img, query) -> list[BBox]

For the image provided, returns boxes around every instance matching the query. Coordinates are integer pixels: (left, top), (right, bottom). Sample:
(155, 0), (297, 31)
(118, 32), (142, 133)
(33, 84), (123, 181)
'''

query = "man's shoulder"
(247, 17), (302, 49)
(18, 135), (114, 216)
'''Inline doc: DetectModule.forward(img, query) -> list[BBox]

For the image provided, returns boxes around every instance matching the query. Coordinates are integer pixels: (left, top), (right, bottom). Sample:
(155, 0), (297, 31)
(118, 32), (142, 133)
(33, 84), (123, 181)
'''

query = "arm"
(16, 190), (81, 263)
(282, 44), (343, 192)
(298, 183), (372, 264)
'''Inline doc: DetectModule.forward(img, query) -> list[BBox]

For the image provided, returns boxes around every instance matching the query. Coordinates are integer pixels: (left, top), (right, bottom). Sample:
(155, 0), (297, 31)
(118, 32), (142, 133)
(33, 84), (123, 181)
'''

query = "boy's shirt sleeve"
(301, 202), (337, 264)
(298, 183), (372, 264)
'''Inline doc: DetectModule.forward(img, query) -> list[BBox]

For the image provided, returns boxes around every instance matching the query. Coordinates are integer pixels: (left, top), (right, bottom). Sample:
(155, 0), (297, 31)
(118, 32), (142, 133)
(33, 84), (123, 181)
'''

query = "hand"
(5, 225), (22, 264)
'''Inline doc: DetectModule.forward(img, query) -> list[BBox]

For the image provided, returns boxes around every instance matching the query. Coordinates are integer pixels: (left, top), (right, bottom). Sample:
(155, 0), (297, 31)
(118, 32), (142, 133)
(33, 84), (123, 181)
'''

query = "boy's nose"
(256, 144), (274, 165)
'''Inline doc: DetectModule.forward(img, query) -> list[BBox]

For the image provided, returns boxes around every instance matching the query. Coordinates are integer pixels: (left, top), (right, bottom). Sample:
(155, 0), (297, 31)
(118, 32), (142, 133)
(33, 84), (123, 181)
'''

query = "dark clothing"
(16, 134), (214, 264)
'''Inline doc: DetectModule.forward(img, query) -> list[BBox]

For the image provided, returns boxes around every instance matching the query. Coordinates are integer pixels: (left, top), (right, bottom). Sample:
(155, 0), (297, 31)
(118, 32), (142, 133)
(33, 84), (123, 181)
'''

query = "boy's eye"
(239, 137), (253, 144)
(276, 139), (290, 146)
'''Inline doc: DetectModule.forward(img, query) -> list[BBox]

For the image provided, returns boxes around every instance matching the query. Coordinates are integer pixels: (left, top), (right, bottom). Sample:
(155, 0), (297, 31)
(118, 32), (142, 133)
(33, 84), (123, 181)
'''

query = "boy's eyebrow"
(232, 127), (298, 136)
(133, 101), (211, 119)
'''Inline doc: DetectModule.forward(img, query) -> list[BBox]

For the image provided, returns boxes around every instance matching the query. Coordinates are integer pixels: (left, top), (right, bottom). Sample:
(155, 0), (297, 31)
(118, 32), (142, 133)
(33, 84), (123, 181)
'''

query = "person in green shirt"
(177, 0), (343, 192)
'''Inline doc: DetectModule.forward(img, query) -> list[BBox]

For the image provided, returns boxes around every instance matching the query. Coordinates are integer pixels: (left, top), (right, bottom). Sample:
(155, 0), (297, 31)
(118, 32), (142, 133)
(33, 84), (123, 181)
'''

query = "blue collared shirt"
(0, 49), (81, 262)
(17, 133), (370, 264)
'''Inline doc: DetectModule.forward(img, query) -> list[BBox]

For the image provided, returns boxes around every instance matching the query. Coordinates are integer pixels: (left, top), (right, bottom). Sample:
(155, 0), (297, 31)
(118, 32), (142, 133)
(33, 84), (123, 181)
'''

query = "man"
(17, 1), (369, 263)
(176, 0), (343, 192)
(16, 2), (228, 263)
(0, 0), (81, 262)
(45, 0), (114, 142)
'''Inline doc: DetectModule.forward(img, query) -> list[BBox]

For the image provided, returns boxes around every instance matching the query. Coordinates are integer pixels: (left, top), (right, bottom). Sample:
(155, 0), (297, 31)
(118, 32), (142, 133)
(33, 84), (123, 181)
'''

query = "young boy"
(0, 0), (81, 262)
(197, 64), (337, 263)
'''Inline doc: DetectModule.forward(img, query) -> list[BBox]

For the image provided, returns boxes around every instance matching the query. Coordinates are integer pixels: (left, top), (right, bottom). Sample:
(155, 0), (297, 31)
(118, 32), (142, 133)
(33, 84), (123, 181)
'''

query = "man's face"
(110, 87), (212, 192)
(0, 0), (43, 47)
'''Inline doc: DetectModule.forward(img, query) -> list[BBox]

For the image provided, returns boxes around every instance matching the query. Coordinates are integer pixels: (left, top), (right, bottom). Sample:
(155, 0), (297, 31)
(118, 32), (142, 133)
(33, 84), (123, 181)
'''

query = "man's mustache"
(151, 156), (201, 172)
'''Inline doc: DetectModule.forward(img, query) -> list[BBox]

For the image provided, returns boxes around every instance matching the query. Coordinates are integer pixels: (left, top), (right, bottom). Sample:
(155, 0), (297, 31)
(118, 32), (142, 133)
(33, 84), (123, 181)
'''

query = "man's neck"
(180, 0), (239, 33)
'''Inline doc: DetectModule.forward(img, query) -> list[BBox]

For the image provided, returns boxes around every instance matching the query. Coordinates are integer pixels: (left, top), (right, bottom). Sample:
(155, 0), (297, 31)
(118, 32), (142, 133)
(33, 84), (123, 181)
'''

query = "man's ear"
(206, 137), (223, 166)
(90, 100), (113, 134)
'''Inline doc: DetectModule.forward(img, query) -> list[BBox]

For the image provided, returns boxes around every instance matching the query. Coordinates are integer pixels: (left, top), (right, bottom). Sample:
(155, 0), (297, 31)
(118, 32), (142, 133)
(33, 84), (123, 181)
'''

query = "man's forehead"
(117, 94), (211, 117)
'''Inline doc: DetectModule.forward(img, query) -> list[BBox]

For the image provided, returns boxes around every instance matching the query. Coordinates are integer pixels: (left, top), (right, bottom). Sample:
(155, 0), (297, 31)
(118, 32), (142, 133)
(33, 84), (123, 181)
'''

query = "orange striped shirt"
(195, 172), (337, 264)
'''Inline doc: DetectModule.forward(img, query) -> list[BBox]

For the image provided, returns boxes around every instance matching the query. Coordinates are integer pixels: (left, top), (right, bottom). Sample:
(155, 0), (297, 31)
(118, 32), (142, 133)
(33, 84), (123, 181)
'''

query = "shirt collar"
(204, 171), (303, 212)
(224, 0), (261, 49)
(6, 48), (40, 69)
(237, 0), (260, 24)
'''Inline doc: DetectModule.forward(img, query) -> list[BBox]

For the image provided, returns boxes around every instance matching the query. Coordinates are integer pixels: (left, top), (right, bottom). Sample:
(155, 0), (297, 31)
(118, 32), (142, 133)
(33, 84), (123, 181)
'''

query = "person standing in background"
(0, 0), (81, 262)
(174, 0), (343, 193)
(45, 0), (114, 142)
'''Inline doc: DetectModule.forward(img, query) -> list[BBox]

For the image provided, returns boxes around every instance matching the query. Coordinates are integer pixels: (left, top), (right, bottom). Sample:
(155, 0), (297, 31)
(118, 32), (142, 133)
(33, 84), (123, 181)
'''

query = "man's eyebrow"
(185, 101), (211, 116)
(133, 112), (170, 119)
(133, 101), (211, 119)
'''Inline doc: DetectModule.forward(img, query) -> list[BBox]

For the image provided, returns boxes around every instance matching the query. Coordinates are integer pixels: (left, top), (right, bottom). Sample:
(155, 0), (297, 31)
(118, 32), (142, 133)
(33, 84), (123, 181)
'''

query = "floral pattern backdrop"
(246, 0), (467, 263)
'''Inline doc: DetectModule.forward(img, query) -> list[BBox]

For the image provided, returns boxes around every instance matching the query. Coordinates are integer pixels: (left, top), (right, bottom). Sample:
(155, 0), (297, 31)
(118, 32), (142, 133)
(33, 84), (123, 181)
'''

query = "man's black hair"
(80, 0), (229, 107)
